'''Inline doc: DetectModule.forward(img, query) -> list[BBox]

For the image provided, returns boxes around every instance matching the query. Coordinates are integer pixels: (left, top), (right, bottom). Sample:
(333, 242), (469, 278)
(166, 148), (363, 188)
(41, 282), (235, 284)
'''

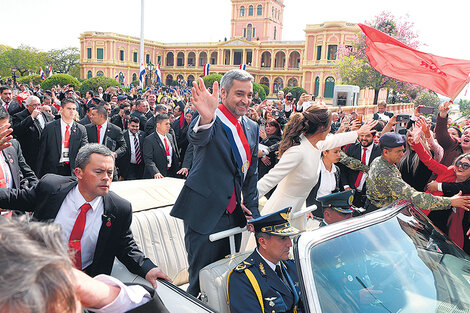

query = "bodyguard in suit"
(143, 114), (180, 179)
(36, 98), (88, 177)
(12, 95), (53, 174)
(110, 102), (131, 130)
(0, 85), (23, 116)
(0, 143), (170, 288)
(340, 130), (381, 207)
(227, 207), (303, 313)
(171, 70), (260, 296)
(118, 116), (145, 180)
(131, 99), (150, 131)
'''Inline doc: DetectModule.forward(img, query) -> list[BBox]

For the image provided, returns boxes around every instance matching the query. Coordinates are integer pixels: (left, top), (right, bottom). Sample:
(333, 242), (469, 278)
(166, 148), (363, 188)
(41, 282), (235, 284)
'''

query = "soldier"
(318, 190), (356, 227)
(227, 207), (303, 313)
(365, 132), (470, 213)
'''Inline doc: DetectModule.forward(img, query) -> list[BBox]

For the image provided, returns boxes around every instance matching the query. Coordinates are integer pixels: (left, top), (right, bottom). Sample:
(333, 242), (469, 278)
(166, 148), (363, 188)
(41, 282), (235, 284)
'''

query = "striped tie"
(134, 134), (142, 164)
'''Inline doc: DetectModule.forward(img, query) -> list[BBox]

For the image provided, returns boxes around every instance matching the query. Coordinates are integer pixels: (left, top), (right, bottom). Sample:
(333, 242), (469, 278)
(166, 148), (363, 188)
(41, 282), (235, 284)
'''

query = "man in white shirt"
(118, 116), (145, 180)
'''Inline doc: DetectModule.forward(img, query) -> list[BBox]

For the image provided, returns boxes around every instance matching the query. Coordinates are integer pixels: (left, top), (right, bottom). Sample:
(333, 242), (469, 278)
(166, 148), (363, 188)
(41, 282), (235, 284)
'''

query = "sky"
(2, 0), (469, 98)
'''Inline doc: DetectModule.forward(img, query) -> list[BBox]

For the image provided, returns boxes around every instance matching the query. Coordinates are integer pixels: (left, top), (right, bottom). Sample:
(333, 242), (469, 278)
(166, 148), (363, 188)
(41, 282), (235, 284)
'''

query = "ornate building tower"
(230, 0), (284, 41)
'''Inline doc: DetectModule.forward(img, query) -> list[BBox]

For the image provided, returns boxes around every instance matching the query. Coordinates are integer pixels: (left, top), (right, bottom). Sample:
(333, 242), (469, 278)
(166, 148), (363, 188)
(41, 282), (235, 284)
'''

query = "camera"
(286, 95), (294, 101)
(396, 114), (411, 123)
(418, 106), (435, 114)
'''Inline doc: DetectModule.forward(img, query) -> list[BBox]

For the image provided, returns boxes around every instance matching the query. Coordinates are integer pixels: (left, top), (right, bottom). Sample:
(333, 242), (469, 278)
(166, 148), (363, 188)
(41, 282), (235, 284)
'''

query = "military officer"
(227, 207), (303, 313)
(318, 190), (356, 227)
(365, 132), (470, 213)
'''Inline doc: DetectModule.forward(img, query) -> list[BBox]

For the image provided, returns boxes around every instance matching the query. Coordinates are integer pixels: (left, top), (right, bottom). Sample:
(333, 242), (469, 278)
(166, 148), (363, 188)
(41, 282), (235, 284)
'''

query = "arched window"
(288, 78), (298, 87)
(324, 76), (335, 98)
(166, 52), (174, 66)
(273, 77), (283, 94)
(248, 5), (254, 16)
(247, 24), (253, 41)
(97, 71), (104, 77)
(314, 77), (320, 97)
(240, 6), (245, 16)
(132, 73), (137, 82)
(166, 74), (173, 86)
(87, 70), (92, 79)
(257, 5), (262, 15)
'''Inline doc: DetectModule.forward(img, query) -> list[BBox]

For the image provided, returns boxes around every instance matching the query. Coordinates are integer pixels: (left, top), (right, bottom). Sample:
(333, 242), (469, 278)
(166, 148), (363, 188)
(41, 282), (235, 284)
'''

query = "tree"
(259, 83), (269, 96)
(0, 45), (46, 77)
(459, 99), (470, 116)
(79, 76), (119, 96)
(44, 47), (80, 78)
(415, 91), (441, 110)
(41, 74), (80, 91)
(202, 74), (223, 89)
(336, 11), (423, 104)
(17, 74), (42, 86)
(253, 83), (266, 100)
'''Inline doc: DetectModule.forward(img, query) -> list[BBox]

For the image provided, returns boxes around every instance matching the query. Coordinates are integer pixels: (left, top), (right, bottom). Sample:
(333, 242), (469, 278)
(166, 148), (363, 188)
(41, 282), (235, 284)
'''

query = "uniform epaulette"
(234, 258), (255, 272)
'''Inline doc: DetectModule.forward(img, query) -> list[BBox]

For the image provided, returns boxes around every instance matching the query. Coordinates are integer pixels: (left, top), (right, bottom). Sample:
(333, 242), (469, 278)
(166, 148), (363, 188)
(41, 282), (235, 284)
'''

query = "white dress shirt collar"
(256, 248), (280, 272)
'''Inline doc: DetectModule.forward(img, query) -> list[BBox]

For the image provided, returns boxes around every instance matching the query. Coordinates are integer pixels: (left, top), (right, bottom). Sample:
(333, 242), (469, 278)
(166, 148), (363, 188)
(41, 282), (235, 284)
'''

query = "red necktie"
(97, 125), (102, 143)
(68, 203), (92, 270)
(179, 116), (184, 129)
(354, 147), (367, 188)
(64, 125), (70, 148)
(164, 137), (170, 157)
(226, 188), (237, 214)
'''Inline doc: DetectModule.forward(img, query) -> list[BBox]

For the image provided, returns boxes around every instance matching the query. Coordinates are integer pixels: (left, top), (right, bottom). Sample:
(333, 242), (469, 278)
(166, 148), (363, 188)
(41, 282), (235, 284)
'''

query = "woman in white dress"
(257, 104), (377, 230)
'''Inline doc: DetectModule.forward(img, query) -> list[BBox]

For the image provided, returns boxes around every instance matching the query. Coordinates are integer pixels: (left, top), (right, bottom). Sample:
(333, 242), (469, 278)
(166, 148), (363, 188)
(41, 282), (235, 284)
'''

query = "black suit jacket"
(85, 123), (127, 160)
(12, 109), (53, 173)
(118, 130), (145, 179)
(131, 111), (148, 131)
(110, 114), (128, 130)
(36, 119), (88, 177)
(0, 174), (156, 278)
(143, 132), (180, 178)
(341, 143), (381, 189)
(2, 139), (38, 189)
(78, 115), (91, 125)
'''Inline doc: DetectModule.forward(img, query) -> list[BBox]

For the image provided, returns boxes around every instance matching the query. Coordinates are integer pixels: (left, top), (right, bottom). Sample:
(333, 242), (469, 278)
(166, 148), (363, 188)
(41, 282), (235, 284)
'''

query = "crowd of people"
(1, 69), (470, 312)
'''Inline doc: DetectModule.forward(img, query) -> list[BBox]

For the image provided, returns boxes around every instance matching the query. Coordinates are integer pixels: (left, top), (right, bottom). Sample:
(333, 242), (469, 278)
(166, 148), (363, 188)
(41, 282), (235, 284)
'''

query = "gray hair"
(75, 143), (115, 170)
(220, 69), (254, 93)
(0, 217), (76, 313)
(25, 95), (40, 107)
(254, 231), (272, 249)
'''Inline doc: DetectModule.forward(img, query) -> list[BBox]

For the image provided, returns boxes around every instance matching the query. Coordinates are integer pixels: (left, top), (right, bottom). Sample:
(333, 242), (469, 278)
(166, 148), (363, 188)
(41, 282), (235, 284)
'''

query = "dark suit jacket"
(373, 111), (394, 120)
(171, 116), (188, 141)
(12, 109), (54, 173)
(131, 111), (148, 131)
(110, 114), (128, 130)
(2, 139), (38, 189)
(143, 132), (180, 178)
(78, 115), (91, 125)
(341, 143), (381, 188)
(170, 114), (259, 234)
(36, 119), (88, 176)
(118, 130), (145, 179)
(5, 99), (24, 116)
(85, 123), (127, 160)
(0, 174), (156, 278)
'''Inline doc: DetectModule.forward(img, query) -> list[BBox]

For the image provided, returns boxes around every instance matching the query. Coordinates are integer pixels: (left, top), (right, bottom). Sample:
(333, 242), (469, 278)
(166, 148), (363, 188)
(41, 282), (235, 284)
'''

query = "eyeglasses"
(456, 160), (470, 170)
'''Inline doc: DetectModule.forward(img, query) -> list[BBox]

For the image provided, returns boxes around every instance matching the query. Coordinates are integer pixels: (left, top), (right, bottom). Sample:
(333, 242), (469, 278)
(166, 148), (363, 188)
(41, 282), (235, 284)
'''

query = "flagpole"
(451, 74), (470, 102)
(139, 0), (145, 88)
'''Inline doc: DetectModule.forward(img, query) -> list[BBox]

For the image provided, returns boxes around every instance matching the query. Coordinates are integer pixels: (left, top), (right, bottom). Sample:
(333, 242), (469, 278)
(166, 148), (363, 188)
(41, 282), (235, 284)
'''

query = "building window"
(97, 71), (104, 76)
(157, 56), (161, 64)
(244, 28), (246, 37)
(96, 48), (103, 60)
(324, 76), (335, 98)
(240, 6), (245, 16)
(87, 48), (92, 59)
(257, 5), (262, 15)
(253, 28), (255, 38)
(316, 46), (322, 61)
(314, 76), (320, 97)
(119, 50), (124, 61)
(87, 70), (92, 78)
(274, 27), (277, 40)
(247, 24), (253, 41)
(133, 52), (138, 62)
(132, 73), (137, 82)
(146, 54), (150, 64)
(272, 7), (274, 17)
(327, 45), (337, 60)
(248, 5), (253, 16)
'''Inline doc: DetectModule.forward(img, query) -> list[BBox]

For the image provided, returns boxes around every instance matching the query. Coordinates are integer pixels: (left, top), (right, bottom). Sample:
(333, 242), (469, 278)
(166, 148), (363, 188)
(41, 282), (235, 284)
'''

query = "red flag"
(358, 23), (470, 98)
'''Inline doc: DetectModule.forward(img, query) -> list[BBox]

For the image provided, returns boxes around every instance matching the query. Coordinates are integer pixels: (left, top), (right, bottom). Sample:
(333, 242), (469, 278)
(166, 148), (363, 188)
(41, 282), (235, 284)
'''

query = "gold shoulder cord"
(244, 268), (265, 313)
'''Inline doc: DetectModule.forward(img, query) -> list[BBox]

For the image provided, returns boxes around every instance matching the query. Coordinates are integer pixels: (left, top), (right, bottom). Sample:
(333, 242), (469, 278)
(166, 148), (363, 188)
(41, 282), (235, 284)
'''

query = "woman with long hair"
(257, 104), (377, 230)
(258, 120), (283, 179)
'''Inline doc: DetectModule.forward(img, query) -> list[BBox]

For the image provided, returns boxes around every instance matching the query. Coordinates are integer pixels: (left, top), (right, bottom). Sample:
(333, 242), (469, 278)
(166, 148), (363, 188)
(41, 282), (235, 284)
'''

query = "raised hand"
(438, 101), (451, 118)
(415, 117), (431, 138)
(356, 120), (379, 137)
(191, 77), (220, 125)
(450, 192), (470, 211)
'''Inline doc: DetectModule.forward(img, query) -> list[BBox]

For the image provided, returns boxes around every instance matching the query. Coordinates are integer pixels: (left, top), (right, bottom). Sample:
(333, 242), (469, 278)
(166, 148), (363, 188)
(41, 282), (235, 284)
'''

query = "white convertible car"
(111, 178), (470, 313)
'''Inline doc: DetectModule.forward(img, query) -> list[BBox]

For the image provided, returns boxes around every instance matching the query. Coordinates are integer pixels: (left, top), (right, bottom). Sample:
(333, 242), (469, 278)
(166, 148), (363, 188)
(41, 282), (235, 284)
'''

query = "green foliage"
(253, 83), (266, 100)
(17, 74), (42, 85)
(281, 86), (293, 94)
(415, 91), (441, 110)
(202, 74), (223, 88)
(44, 47), (80, 78)
(79, 76), (119, 96)
(170, 80), (179, 86)
(41, 73), (80, 91)
(459, 99), (470, 115)
(131, 80), (140, 87)
(282, 86), (307, 104)
(259, 83), (269, 96)
(0, 45), (46, 77)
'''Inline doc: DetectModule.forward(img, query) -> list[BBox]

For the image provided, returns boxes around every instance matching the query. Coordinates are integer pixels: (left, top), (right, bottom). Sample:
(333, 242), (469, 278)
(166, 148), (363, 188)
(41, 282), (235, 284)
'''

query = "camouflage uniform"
(339, 150), (369, 172)
(366, 156), (452, 211)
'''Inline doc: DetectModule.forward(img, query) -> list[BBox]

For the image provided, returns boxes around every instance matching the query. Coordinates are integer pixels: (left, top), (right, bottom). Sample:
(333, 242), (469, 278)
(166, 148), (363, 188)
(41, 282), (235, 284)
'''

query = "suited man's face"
(221, 80), (253, 118)
(156, 119), (170, 135)
(75, 154), (114, 201)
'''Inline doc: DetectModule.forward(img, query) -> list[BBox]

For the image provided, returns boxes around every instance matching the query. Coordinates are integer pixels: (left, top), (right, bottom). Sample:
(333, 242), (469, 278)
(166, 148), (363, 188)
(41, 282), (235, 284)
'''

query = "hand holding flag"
(191, 77), (219, 125)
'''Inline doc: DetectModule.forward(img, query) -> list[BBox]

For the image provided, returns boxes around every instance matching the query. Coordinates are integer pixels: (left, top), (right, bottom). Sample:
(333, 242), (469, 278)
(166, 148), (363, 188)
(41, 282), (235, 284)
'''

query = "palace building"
(80, 0), (378, 103)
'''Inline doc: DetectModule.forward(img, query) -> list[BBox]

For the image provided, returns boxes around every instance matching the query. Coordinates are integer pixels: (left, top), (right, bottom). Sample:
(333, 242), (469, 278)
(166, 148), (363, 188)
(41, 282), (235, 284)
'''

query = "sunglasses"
(456, 160), (470, 170)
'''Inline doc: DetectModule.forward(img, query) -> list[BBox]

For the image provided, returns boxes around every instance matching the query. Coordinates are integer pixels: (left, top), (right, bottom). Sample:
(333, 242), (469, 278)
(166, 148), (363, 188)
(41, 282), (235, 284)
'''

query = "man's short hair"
(136, 99), (146, 107)
(155, 113), (169, 124)
(87, 90), (94, 97)
(93, 105), (108, 119)
(75, 143), (115, 170)
(0, 217), (76, 313)
(129, 116), (140, 124)
(0, 85), (11, 94)
(25, 95), (40, 107)
(61, 97), (76, 108)
(220, 69), (254, 93)
(254, 232), (272, 248)
(377, 101), (387, 107)
(43, 95), (52, 102)
(154, 104), (167, 114)
(119, 102), (130, 109)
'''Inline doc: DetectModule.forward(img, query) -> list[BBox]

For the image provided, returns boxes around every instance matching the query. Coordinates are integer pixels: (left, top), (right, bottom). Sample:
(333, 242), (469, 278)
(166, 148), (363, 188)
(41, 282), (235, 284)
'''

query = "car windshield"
(310, 206), (470, 313)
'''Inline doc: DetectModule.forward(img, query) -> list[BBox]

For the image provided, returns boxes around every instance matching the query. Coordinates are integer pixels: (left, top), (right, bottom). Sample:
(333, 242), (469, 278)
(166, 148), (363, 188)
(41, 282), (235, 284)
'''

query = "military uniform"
(366, 133), (452, 213)
(318, 190), (356, 227)
(339, 150), (369, 173)
(227, 207), (303, 313)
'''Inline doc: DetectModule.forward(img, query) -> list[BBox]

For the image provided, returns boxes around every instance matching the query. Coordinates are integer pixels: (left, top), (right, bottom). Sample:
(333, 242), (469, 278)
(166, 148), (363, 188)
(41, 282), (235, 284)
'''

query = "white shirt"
(54, 185), (104, 269)
(0, 152), (13, 188)
(36, 113), (45, 129)
(128, 131), (139, 164)
(316, 161), (337, 199)
(59, 119), (73, 163)
(157, 132), (172, 167)
(376, 113), (390, 122)
(357, 144), (374, 191)
(255, 248), (279, 272)
(97, 121), (108, 144)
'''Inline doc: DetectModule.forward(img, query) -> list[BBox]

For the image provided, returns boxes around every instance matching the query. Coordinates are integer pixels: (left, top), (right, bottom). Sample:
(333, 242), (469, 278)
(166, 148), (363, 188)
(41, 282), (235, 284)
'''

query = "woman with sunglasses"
(411, 132), (470, 253)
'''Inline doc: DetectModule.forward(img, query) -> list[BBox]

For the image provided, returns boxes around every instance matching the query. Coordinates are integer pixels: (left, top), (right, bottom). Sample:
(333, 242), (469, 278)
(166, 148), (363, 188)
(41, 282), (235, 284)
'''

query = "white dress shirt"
(128, 131), (139, 164)
(316, 161), (337, 199)
(357, 144), (374, 191)
(97, 121), (108, 144)
(157, 132), (172, 167)
(59, 119), (72, 163)
(36, 113), (46, 129)
(0, 152), (13, 188)
(54, 185), (104, 269)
